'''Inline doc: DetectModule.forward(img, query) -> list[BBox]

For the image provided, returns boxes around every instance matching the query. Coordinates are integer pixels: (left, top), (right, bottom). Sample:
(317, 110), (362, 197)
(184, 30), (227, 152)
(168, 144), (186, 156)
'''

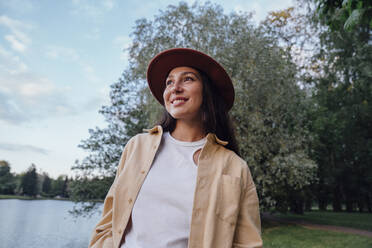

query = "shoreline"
(0, 194), (71, 201)
(0, 194), (104, 203)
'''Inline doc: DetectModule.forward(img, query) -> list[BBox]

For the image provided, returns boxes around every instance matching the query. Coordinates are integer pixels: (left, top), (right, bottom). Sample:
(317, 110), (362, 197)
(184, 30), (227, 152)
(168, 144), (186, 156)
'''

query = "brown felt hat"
(146, 48), (234, 111)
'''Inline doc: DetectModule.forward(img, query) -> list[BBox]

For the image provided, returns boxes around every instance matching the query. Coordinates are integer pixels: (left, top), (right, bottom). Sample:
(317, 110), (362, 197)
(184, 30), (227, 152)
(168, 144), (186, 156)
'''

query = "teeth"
(173, 99), (186, 104)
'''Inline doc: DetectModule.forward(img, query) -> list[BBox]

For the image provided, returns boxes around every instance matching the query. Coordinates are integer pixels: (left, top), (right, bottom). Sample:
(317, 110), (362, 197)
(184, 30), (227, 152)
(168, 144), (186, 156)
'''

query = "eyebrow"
(166, 71), (201, 80)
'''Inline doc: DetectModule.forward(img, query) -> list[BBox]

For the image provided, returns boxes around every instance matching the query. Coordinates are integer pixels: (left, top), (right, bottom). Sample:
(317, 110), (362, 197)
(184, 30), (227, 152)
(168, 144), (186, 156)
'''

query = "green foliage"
(265, 1), (372, 213)
(307, 0), (372, 212)
(50, 175), (69, 197)
(0, 160), (16, 194)
(71, 1), (317, 215)
(20, 164), (38, 197)
(316, 0), (372, 35)
(69, 176), (114, 217)
(42, 173), (52, 194)
(70, 176), (114, 201)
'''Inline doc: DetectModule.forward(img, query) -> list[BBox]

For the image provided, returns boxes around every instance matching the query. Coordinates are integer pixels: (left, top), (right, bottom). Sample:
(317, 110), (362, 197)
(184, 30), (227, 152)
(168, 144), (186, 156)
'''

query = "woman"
(89, 48), (262, 248)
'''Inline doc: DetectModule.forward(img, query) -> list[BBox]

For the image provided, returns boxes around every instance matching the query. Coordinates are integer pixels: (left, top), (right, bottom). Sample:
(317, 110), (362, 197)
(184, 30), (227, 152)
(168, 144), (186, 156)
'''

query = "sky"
(0, 0), (293, 178)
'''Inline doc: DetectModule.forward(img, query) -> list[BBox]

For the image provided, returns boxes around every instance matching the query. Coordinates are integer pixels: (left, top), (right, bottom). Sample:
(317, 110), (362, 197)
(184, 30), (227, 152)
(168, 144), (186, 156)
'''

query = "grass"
(262, 221), (372, 248)
(272, 210), (372, 232)
(0, 194), (35, 200)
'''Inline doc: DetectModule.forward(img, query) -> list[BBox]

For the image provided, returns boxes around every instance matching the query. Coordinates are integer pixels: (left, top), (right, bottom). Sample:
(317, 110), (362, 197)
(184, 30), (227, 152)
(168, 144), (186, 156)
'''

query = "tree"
(316, 0), (372, 35)
(306, 0), (372, 212)
(71, 2), (317, 214)
(42, 173), (52, 195)
(51, 175), (69, 197)
(69, 176), (115, 217)
(0, 160), (16, 194)
(62, 176), (69, 198)
(21, 164), (38, 197)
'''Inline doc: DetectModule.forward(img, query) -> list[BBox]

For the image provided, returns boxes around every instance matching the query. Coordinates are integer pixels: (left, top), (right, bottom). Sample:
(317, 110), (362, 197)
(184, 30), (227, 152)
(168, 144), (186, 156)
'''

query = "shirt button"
(128, 198), (133, 204)
(141, 170), (145, 174)
(118, 228), (123, 234)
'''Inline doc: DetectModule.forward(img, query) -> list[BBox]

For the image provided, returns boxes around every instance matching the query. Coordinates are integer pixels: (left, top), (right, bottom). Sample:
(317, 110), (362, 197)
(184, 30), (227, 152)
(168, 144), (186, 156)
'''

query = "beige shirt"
(89, 126), (262, 248)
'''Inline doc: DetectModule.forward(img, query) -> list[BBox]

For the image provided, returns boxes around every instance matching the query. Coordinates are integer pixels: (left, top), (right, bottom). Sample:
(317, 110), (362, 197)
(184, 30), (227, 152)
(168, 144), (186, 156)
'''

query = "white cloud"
(81, 63), (100, 82)
(0, 46), (78, 124)
(71, 0), (116, 20)
(0, 15), (32, 53)
(45, 45), (100, 83)
(0, 0), (36, 14)
(18, 80), (55, 98)
(113, 35), (131, 49)
(0, 142), (49, 155)
(85, 28), (101, 40)
(0, 46), (28, 74)
(5, 34), (27, 52)
(103, 0), (115, 10)
(45, 45), (80, 61)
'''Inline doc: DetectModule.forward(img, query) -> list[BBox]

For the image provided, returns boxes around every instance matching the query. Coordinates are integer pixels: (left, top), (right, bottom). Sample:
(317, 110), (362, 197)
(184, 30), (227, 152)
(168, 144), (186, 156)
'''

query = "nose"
(171, 79), (183, 93)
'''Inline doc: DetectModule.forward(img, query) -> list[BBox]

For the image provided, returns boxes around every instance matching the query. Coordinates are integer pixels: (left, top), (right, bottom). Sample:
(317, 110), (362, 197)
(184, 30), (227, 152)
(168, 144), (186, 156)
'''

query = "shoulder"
(124, 130), (162, 151)
(214, 144), (247, 169)
(213, 144), (254, 187)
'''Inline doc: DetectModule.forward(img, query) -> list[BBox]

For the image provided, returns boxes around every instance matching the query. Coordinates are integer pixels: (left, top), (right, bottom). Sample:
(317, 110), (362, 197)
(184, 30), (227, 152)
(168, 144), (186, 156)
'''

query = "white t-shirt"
(121, 132), (206, 248)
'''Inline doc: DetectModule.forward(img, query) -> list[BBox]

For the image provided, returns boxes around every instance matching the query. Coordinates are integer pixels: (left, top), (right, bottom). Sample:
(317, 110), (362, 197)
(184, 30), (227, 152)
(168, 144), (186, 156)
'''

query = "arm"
(233, 173), (262, 248)
(89, 138), (133, 248)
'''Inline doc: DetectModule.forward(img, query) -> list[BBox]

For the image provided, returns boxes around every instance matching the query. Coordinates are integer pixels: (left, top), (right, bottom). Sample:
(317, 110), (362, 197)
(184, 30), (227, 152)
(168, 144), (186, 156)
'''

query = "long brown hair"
(157, 68), (240, 156)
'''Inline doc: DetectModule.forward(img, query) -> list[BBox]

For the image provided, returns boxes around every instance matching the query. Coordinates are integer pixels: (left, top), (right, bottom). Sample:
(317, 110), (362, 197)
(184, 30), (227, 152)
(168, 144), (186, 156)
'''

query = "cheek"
(163, 89), (171, 111)
(193, 86), (203, 107)
(163, 89), (169, 103)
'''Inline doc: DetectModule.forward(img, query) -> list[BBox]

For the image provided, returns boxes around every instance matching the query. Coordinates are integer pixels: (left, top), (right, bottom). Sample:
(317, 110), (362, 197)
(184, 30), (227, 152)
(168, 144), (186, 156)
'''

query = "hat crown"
(147, 48), (234, 111)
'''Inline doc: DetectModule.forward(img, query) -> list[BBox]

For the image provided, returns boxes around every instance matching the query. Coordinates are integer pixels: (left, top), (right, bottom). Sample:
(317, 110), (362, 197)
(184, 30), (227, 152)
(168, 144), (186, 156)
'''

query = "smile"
(171, 97), (188, 104)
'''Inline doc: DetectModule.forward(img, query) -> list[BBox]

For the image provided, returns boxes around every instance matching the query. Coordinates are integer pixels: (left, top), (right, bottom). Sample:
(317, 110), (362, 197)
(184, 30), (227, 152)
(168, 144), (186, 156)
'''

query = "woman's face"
(163, 66), (203, 123)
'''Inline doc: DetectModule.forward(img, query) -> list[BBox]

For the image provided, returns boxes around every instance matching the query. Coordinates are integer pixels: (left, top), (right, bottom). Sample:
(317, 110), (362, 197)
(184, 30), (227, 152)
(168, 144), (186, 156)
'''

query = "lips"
(171, 97), (188, 104)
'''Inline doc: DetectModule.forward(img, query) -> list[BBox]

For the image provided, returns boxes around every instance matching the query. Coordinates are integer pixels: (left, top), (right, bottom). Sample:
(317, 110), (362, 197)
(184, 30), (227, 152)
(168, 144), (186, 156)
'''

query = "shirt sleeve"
(232, 169), (263, 248)
(88, 138), (133, 248)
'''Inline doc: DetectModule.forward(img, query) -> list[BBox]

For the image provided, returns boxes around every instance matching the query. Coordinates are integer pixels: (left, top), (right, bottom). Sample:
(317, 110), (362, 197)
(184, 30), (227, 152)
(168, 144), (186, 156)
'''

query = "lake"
(0, 199), (102, 248)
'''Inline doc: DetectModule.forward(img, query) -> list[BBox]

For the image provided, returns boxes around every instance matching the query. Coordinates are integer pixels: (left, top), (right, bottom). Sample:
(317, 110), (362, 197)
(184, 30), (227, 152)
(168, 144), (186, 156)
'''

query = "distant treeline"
(0, 160), (69, 198)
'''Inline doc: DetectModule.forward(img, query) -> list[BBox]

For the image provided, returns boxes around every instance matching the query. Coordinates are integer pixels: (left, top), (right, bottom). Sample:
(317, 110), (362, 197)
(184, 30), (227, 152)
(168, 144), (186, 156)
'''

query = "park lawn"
(273, 210), (372, 232)
(262, 221), (372, 248)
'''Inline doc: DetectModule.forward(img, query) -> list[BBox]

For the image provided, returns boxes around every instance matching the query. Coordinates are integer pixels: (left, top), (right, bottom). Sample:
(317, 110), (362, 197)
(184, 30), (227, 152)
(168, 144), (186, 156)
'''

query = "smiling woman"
(89, 48), (262, 248)
(163, 67), (204, 128)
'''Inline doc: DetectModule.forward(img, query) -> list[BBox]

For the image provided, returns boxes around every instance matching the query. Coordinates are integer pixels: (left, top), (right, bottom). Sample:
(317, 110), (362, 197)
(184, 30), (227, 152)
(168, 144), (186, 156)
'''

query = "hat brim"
(146, 48), (234, 111)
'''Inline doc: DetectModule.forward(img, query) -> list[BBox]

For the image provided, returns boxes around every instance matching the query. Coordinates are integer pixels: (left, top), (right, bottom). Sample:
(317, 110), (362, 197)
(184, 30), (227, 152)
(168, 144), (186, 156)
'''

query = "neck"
(171, 119), (205, 142)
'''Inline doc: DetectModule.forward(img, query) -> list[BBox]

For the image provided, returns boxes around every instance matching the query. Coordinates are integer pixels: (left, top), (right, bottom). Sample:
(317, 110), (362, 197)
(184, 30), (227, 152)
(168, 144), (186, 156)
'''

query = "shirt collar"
(143, 125), (163, 134)
(144, 126), (228, 146)
(206, 133), (228, 146)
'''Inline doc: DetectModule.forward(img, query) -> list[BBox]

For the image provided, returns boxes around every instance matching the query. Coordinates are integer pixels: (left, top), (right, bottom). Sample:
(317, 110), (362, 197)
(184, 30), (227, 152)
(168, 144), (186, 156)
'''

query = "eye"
(184, 76), (194, 82)
(166, 80), (174, 86)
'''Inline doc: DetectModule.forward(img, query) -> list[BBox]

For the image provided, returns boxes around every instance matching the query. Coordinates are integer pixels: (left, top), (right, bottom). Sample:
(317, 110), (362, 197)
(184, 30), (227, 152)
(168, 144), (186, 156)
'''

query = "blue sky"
(0, 0), (293, 178)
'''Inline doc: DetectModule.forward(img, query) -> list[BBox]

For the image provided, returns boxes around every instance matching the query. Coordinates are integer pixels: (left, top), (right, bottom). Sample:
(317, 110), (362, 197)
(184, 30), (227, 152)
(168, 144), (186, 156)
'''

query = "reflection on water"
(0, 199), (102, 248)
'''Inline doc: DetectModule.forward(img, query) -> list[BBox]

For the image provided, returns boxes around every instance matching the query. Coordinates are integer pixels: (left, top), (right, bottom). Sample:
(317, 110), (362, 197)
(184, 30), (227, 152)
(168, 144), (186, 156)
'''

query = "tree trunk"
(345, 197), (354, 212)
(318, 198), (327, 211)
(357, 198), (365, 213)
(305, 198), (312, 211)
(332, 186), (342, 212)
(366, 195), (372, 213)
(290, 198), (304, 214)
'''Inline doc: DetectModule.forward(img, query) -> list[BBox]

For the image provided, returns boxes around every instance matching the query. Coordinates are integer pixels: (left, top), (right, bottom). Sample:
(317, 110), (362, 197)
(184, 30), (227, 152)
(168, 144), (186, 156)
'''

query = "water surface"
(0, 199), (101, 248)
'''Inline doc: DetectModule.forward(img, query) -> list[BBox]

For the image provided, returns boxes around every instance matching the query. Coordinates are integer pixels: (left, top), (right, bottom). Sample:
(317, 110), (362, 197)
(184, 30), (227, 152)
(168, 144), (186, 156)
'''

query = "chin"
(169, 112), (187, 120)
